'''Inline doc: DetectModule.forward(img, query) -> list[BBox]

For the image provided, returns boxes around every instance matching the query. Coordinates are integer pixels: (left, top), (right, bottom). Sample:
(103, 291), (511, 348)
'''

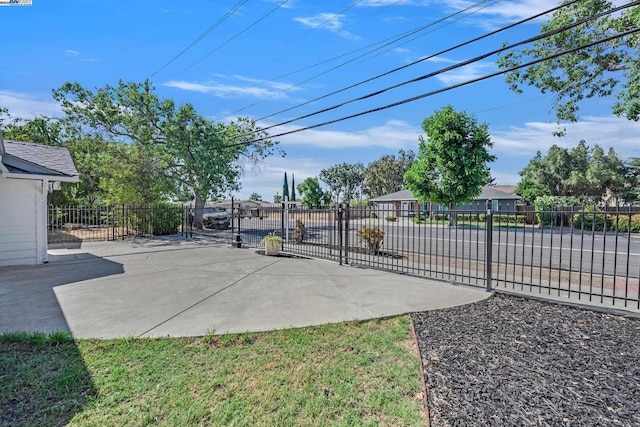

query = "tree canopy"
(363, 149), (415, 198)
(319, 162), (365, 205)
(296, 177), (329, 208)
(516, 140), (628, 204)
(404, 105), (495, 223)
(498, 0), (640, 123)
(52, 80), (281, 227)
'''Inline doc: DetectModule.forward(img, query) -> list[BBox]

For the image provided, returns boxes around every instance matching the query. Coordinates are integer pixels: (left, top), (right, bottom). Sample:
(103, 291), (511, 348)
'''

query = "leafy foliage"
(319, 162), (365, 204)
(364, 149), (415, 198)
(516, 141), (627, 204)
(404, 105), (495, 225)
(296, 177), (329, 208)
(498, 0), (640, 123)
(53, 80), (281, 227)
(282, 172), (290, 201)
(248, 192), (262, 201)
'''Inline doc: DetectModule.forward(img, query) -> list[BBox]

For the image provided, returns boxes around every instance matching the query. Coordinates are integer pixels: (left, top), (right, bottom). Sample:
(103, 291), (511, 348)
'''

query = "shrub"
(412, 215), (426, 224)
(369, 212), (377, 219)
(572, 207), (612, 232)
(433, 214), (449, 221)
(534, 195), (580, 226)
(615, 214), (640, 233)
(292, 219), (306, 243)
(385, 216), (397, 222)
(357, 226), (384, 253)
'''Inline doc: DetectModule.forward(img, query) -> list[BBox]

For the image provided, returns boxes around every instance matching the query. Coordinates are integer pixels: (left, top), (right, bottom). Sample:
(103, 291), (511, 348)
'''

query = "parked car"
(202, 206), (231, 229)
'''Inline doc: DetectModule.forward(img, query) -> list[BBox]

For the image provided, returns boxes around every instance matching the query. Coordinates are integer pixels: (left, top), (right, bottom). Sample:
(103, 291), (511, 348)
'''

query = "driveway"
(0, 237), (490, 338)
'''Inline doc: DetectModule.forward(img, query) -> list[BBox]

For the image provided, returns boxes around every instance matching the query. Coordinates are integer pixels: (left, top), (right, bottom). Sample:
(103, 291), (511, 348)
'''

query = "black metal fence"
(48, 204), (192, 244)
(233, 202), (640, 310)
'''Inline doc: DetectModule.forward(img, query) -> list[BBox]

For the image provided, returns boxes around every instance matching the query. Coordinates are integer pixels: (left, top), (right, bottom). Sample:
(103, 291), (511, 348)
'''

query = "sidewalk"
(0, 237), (490, 338)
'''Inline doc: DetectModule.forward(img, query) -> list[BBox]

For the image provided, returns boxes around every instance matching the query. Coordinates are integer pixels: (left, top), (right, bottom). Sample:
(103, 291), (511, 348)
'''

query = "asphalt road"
(224, 216), (640, 280)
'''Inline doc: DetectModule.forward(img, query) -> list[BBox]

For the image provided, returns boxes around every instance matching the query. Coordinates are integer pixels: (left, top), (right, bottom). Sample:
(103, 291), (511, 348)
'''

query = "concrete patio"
(0, 237), (491, 339)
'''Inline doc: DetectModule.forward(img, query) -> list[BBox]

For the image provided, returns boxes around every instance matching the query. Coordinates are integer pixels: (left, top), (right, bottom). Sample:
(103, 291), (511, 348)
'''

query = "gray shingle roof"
(3, 140), (78, 177)
(370, 186), (522, 202)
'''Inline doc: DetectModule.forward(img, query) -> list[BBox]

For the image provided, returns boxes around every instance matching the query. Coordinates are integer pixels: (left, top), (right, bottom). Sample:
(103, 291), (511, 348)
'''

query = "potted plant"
(261, 232), (283, 256)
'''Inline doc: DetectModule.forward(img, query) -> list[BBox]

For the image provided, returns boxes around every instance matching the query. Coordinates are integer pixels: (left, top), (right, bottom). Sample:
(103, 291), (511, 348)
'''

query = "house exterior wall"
(0, 178), (40, 266)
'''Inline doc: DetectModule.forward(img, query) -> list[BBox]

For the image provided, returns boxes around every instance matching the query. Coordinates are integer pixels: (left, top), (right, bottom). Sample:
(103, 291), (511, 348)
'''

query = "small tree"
(297, 177), (328, 208)
(283, 172), (290, 201)
(248, 192), (262, 201)
(404, 105), (495, 226)
(291, 174), (296, 202)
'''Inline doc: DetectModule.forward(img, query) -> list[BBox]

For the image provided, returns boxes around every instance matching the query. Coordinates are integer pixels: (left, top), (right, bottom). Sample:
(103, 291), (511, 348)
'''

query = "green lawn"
(0, 317), (425, 426)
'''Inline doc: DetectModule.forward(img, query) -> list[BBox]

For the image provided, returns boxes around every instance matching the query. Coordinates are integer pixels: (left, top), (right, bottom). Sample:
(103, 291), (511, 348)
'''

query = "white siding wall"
(0, 179), (39, 266)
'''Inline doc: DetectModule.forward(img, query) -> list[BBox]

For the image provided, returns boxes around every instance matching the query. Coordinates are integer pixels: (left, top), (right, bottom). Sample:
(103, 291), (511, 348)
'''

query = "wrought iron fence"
(47, 204), (192, 244)
(233, 201), (639, 310)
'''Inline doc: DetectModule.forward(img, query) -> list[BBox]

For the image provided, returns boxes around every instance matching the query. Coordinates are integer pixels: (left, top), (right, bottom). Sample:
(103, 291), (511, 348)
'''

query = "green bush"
(412, 215), (426, 224)
(369, 212), (377, 219)
(385, 216), (397, 222)
(534, 195), (580, 226)
(572, 208), (612, 232)
(615, 214), (640, 233)
(130, 204), (183, 235)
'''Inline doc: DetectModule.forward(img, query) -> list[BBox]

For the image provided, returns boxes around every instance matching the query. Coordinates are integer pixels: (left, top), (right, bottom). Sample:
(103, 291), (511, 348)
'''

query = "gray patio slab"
(0, 238), (491, 339)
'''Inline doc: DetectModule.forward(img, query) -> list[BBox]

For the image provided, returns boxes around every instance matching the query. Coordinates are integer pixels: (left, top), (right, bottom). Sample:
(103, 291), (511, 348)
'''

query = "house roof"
(1, 140), (78, 178)
(370, 186), (522, 202)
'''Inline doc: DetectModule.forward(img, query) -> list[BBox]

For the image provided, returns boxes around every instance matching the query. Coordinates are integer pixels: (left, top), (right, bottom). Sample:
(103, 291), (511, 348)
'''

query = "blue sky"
(2, 0), (638, 201)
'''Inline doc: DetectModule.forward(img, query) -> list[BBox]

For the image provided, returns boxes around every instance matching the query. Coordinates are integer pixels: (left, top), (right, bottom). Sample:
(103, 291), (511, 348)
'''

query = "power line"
(227, 27), (640, 147)
(254, 0), (576, 124)
(149, 0), (248, 78)
(195, 0), (497, 109)
(182, 0), (290, 74)
(293, 0), (367, 41)
(237, 0), (619, 139)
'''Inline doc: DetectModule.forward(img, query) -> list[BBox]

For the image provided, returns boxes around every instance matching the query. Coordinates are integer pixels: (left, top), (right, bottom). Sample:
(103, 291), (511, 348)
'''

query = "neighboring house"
(0, 137), (79, 266)
(370, 186), (523, 217)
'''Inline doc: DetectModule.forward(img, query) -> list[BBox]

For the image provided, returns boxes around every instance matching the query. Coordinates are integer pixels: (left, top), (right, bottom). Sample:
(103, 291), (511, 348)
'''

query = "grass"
(0, 317), (425, 426)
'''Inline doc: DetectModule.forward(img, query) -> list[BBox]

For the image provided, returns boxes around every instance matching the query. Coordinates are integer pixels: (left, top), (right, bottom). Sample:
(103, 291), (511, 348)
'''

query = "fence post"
(344, 203), (350, 265)
(485, 199), (493, 291)
(338, 204), (344, 266)
(281, 201), (285, 251)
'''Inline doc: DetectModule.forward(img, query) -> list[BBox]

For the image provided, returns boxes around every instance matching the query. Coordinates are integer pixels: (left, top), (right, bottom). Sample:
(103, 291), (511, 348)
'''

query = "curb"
(409, 314), (431, 427)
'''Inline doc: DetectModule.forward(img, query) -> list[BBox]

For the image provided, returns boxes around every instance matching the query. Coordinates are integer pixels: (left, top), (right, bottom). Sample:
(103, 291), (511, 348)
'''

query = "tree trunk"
(449, 203), (457, 227)
(193, 191), (205, 229)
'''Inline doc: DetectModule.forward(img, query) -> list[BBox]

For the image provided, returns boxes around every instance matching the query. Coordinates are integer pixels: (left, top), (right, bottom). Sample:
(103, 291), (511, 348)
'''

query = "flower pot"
(265, 240), (281, 256)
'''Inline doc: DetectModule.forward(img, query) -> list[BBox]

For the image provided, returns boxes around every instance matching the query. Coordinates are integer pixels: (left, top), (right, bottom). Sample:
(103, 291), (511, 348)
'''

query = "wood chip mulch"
(411, 294), (640, 427)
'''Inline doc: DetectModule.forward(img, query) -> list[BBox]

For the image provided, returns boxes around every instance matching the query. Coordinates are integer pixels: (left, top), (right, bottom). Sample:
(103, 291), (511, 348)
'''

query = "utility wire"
(195, 0), (497, 108)
(262, 0), (502, 104)
(182, 0), (290, 74)
(254, 0), (576, 124)
(293, 0), (367, 41)
(227, 27), (640, 147)
(235, 0), (625, 140)
(149, 0), (248, 78)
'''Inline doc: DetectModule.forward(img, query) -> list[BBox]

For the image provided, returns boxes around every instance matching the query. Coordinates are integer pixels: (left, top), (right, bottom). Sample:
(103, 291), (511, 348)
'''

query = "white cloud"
(491, 116), (640, 160)
(0, 91), (62, 118)
(294, 13), (359, 39)
(436, 0), (559, 29)
(64, 49), (80, 56)
(268, 119), (419, 149)
(230, 75), (302, 92)
(433, 60), (494, 85)
(163, 80), (289, 99)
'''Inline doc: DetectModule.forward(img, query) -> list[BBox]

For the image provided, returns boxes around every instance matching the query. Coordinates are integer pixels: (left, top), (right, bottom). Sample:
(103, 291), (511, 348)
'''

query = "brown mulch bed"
(411, 294), (640, 426)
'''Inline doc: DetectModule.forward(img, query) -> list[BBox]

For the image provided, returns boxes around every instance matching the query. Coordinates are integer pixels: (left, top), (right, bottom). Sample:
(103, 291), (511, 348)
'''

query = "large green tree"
(319, 162), (365, 205)
(363, 149), (415, 198)
(53, 80), (280, 227)
(498, 0), (640, 123)
(404, 105), (495, 225)
(516, 141), (627, 204)
(296, 177), (329, 208)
